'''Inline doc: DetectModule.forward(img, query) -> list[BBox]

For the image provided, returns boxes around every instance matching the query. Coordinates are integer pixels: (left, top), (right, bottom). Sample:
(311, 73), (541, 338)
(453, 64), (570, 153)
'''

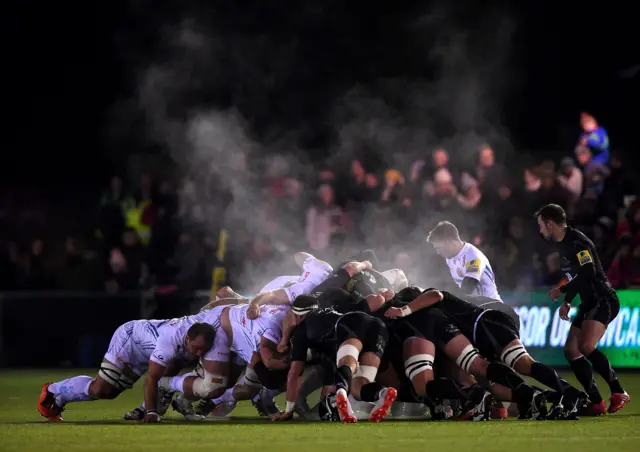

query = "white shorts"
(283, 257), (334, 302)
(202, 306), (232, 363)
(103, 321), (149, 377)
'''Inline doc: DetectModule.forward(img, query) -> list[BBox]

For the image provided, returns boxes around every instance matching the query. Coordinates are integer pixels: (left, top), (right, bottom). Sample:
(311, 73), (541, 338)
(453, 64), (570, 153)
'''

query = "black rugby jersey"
(430, 290), (486, 338)
(289, 307), (341, 362)
(556, 226), (617, 307)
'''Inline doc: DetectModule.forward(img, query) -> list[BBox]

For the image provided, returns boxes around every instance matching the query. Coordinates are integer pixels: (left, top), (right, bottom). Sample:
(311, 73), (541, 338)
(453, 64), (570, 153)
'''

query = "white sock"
(213, 388), (237, 405)
(49, 376), (93, 407)
(158, 375), (187, 393)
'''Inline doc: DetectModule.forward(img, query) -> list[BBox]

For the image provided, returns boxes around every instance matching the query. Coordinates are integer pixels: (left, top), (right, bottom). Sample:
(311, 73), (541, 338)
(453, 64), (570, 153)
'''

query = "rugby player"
(386, 288), (584, 419)
(427, 221), (501, 300)
(536, 203), (630, 415)
(158, 303), (290, 416)
(37, 318), (216, 422)
(272, 295), (397, 423)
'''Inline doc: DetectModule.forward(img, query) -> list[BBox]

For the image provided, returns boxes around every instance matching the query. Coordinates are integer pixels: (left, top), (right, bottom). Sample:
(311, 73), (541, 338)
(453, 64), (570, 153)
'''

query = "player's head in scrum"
(534, 203), (567, 242)
(426, 221), (464, 259)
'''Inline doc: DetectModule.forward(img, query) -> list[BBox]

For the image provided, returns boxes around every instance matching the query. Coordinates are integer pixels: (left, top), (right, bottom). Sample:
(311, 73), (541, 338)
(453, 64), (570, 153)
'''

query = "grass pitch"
(0, 370), (638, 452)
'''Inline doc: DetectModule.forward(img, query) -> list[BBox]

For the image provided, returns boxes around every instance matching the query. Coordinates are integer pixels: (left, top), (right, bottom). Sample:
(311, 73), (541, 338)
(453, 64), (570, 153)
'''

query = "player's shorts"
(202, 305), (232, 363)
(104, 321), (148, 376)
(473, 309), (520, 362)
(335, 311), (388, 358)
(572, 297), (620, 329)
(395, 307), (462, 350)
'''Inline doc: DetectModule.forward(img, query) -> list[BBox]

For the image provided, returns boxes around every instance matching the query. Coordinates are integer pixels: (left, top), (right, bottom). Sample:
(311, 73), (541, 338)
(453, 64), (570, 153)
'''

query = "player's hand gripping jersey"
(445, 242), (501, 300)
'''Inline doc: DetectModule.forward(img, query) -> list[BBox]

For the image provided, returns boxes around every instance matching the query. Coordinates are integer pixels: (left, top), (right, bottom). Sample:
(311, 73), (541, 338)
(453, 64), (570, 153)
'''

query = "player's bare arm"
(271, 360), (305, 421)
(143, 361), (166, 422)
(200, 296), (247, 312)
(259, 337), (290, 370)
(277, 311), (298, 353)
(385, 289), (443, 319)
(247, 290), (291, 319)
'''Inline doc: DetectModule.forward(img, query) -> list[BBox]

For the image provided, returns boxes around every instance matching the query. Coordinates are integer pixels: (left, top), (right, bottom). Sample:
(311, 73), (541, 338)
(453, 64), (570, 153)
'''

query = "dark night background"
(3, 1), (638, 188)
(1, 0), (640, 368)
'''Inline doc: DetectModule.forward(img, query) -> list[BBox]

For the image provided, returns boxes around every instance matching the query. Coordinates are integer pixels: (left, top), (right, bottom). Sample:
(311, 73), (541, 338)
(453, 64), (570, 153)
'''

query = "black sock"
(486, 362), (532, 404)
(569, 356), (602, 403)
(530, 362), (564, 393)
(335, 365), (353, 394)
(360, 382), (385, 402)
(587, 350), (624, 394)
(396, 383), (419, 403)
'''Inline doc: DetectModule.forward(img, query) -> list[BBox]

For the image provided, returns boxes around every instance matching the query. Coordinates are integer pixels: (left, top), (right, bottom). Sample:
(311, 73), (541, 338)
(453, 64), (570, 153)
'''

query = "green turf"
(0, 370), (638, 452)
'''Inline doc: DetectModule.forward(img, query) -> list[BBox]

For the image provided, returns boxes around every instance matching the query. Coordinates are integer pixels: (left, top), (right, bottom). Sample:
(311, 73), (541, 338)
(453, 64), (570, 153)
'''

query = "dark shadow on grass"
(3, 413), (639, 426)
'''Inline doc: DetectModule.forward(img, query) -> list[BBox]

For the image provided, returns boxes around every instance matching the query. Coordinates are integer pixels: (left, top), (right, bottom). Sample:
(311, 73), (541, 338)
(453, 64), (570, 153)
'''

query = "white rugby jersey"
(146, 309), (222, 367)
(228, 304), (290, 363)
(258, 275), (299, 294)
(282, 257), (333, 302)
(445, 242), (501, 301)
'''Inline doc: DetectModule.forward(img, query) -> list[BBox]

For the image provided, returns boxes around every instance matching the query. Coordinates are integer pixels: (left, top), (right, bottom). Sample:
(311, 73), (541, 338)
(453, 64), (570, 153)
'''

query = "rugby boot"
(578, 400), (606, 416)
(369, 387), (398, 422)
(608, 392), (630, 414)
(37, 383), (64, 422)
(335, 388), (357, 423)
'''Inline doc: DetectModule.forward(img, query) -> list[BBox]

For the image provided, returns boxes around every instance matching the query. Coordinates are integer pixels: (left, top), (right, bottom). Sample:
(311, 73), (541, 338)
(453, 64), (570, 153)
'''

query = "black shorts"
(572, 297), (620, 329)
(395, 307), (462, 350)
(336, 311), (388, 358)
(473, 310), (520, 362)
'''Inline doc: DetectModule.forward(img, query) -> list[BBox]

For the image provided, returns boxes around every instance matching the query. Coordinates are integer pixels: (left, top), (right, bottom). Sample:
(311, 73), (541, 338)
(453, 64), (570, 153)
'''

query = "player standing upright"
(536, 203), (630, 415)
(427, 221), (501, 301)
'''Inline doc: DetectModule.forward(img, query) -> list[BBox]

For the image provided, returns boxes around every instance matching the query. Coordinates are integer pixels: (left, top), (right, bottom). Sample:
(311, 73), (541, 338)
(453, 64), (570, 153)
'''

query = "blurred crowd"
(1, 112), (638, 296)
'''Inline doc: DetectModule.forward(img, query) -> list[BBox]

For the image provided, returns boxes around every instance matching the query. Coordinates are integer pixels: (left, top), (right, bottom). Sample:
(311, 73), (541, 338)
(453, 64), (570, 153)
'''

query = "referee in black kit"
(535, 204), (630, 415)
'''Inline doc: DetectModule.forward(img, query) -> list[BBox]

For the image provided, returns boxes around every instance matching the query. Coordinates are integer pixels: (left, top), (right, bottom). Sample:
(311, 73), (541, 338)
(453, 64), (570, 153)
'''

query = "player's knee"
(192, 372), (228, 398)
(336, 343), (360, 367)
(578, 341), (597, 357)
(244, 367), (263, 389)
(89, 378), (119, 399)
(563, 344), (581, 361)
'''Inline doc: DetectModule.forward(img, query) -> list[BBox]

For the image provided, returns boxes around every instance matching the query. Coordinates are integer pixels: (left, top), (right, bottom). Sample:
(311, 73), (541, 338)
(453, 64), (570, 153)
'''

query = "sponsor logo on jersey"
(300, 271), (310, 282)
(466, 259), (481, 274)
(577, 250), (593, 266)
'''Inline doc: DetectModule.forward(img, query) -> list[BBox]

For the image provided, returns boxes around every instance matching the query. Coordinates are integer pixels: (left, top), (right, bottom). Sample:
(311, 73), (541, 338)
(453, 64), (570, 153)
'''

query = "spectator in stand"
(56, 235), (102, 290)
(106, 228), (145, 292)
(306, 184), (348, 253)
(456, 172), (482, 212)
(474, 144), (506, 202)
(576, 147), (610, 210)
(557, 157), (583, 201)
(97, 175), (132, 251)
(578, 112), (610, 166)
(607, 234), (634, 289)
(380, 169), (405, 204)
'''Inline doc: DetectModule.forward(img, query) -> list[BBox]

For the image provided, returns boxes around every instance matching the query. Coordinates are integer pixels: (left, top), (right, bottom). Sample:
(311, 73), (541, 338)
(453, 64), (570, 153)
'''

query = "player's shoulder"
(463, 243), (487, 262)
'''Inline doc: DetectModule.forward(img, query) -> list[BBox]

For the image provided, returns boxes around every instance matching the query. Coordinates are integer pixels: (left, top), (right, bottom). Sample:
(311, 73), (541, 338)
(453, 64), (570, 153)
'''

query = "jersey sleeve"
(463, 251), (486, 281)
(290, 322), (310, 362)
(149, 335), (175, 367)
(560, 235), (597, 294)
(261, 319), (283, 345)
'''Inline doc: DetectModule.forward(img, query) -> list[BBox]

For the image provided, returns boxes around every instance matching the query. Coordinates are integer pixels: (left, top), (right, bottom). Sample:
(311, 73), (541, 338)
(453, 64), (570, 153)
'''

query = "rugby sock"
(49, 376), (93, 406)
(530, 362), (564, 393)
(213, 388), (237, 405)
(159, 375), (187, 393)
(586, 350), (624, 394)
(486, 362), (531, 403)
(335, 365), (353, 394)
(360, 382), (385, 402)
(396, 383), (419, 403)
(569, 356), (602, 403)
